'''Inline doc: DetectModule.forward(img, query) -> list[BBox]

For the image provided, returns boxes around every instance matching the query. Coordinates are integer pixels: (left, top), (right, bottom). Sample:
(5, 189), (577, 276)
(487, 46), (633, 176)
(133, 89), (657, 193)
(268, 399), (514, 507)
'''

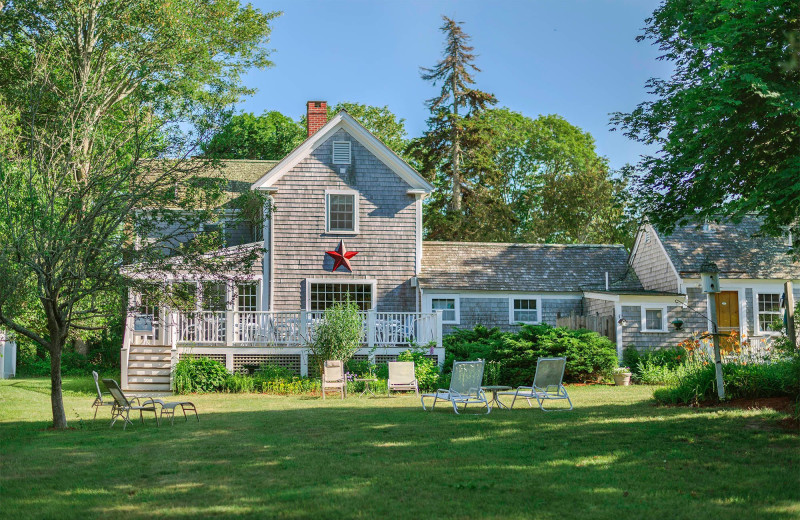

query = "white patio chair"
(102, 379), (160, 430)
(498, 357), (573, 411)
(421, 360), (490, 414)
(91, 371), (114, 419)
(387, 361), (419, 397)
(321, 360), (346, 400)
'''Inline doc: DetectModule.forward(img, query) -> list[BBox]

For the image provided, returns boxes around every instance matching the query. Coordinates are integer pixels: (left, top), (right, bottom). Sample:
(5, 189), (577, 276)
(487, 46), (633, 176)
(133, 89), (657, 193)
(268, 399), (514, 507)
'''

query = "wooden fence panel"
(556, 313), (616, 342)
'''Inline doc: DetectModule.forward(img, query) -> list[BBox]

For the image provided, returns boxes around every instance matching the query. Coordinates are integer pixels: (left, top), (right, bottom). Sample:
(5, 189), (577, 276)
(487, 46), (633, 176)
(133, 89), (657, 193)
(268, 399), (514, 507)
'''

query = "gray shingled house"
(122, 101), (800, 392)
(584, 218), (800, 356)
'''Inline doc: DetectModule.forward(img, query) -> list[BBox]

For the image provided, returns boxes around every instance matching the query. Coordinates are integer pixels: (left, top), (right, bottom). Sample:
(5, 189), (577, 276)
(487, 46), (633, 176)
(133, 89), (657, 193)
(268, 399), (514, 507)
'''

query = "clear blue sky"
(240, 1), (672, 170)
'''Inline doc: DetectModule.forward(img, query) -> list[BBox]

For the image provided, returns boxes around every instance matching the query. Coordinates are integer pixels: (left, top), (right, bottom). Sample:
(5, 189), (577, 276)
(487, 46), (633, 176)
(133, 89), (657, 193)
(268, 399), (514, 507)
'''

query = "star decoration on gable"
(326, 240), (358, 272)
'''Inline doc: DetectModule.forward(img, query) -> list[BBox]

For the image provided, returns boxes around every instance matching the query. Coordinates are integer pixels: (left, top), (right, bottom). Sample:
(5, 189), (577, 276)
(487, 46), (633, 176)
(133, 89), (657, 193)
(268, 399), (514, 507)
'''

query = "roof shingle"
(657, 216), (800, 279)
(419, 242), (636, 292)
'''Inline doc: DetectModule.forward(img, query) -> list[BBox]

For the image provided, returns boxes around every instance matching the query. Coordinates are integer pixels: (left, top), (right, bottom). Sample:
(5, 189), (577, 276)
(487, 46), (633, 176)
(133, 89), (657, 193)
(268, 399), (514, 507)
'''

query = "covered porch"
(121, 309), (444, 390)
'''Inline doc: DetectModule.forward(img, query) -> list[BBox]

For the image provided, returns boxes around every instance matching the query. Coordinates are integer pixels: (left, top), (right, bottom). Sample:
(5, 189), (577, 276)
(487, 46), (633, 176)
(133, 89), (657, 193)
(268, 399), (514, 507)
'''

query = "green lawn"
(1, 377), (798, 520)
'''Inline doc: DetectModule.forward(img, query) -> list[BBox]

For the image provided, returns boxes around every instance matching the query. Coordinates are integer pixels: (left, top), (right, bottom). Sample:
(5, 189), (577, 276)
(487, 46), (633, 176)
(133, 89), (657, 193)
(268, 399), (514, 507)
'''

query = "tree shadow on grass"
(1, 398), (798, 520)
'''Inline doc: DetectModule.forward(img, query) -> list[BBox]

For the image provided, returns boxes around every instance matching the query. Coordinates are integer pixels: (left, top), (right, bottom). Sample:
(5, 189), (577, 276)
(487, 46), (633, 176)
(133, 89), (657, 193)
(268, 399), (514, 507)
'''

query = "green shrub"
(653, 356), (799, 405)
(443, 324), (617, 387)
(306, 300), (364, 375)
(397, 348), (440, 392)
(173, 355), (229, 394)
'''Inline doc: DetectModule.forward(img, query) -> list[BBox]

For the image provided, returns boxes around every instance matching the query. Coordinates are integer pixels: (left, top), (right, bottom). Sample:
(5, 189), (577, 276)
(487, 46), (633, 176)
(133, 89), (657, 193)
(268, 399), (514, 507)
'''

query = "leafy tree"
(413, 16), (497, 225)
(202, 111), (305, 160)
(305, 301), (364, 380)
(0, 0), (277, 429)
(611, 0), (800, 246)
(486, 110), (635, 245)
(327, 102), (409, 157)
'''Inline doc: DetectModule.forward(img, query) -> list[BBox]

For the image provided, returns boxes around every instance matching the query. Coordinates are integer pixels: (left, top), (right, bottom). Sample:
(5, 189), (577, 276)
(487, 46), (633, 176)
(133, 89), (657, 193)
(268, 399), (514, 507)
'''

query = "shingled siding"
(442, 296), (582, 335)
(621, 288), (708, 350)
(584, 298), (616, 317)
(630, 225), (680, 293)
(270, 129), (417, 312)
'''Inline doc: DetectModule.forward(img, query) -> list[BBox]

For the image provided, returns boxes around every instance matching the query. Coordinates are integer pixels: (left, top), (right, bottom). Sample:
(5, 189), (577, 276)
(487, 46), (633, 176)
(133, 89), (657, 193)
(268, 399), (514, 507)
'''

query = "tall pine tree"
(411, 16), (497, 239)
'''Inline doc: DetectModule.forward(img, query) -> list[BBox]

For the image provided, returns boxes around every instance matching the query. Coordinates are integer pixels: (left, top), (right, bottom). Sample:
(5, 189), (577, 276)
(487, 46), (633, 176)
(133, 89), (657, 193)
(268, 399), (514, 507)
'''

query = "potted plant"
(613, 366), (632, 386)
(671, 318), (684, 331)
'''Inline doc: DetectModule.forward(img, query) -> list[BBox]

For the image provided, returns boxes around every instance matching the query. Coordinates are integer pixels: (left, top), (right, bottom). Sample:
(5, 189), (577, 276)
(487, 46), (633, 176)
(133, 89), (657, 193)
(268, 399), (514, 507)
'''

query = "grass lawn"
(1, 377), (798, 520)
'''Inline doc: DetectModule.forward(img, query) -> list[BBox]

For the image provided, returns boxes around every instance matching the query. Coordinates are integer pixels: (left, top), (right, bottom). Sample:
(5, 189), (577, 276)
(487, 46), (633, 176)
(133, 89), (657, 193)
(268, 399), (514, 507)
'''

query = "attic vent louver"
(332, 141), (351, 165)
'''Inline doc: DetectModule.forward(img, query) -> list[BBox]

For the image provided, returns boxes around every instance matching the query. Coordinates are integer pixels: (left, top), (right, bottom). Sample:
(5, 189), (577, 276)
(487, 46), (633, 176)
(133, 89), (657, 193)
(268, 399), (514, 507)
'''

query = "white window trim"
(427, 294), (460, 325)
(641, 305), (668, 333)
(509, 296), (542, 325)
(754, 291), (782, 336)
(325, 189), (359, 235)
(332, 141), (352, 165)
(304, 279), (377, 311)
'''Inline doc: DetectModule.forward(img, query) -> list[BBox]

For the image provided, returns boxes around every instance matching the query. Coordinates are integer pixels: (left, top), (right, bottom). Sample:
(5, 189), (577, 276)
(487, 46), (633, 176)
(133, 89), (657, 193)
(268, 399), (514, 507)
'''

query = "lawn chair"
(102, 379), (160, 430)
(321, 360), (346, 400)
(387, 361), (419, 397)
(498, 357), (573, 411)
(91, 371), (114, 419)
(147, 399), (199, 425)
(421, 360), (490, 414)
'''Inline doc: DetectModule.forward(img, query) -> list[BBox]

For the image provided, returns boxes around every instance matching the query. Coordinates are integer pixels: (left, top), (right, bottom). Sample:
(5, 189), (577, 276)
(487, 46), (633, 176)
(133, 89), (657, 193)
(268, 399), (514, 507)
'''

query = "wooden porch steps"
(124, 344), (172, 392)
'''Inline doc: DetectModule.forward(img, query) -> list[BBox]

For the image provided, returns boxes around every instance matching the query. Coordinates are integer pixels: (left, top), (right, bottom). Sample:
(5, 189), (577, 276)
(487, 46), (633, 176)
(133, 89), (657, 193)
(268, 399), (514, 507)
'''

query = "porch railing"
(166, 310), (443, 348)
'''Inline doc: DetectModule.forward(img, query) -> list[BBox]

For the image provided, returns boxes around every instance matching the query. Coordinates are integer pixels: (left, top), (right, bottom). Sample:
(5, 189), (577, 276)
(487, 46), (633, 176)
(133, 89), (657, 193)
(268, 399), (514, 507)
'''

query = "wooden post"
(707, 292), (726, 400)
(786, 281), (797, 348)
(367, 310), (376, 350)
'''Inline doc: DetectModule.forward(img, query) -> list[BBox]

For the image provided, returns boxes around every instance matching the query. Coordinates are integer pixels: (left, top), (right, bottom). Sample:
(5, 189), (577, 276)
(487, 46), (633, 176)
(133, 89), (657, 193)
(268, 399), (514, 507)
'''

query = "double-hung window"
(641, 306), (667, 332)
(757, 293), (781, 333)
(431, 297), (458, 324)
(511, 298), (540, 324)
(326, 190), (358, 233)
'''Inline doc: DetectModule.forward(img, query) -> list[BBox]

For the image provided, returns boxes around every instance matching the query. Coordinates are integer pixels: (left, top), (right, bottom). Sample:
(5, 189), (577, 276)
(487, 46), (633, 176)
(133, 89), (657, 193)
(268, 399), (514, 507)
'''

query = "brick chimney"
(306, 101), (327, 137)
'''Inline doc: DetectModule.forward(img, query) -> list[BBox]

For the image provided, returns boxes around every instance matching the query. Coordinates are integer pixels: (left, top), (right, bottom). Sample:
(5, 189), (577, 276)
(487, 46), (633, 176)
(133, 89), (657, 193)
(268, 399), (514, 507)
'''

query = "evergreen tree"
(412, 16), (497, 239)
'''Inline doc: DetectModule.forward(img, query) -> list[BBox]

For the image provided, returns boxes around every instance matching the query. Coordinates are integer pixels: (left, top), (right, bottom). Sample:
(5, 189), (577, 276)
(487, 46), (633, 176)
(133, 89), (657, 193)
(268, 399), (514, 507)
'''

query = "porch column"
(435, 310), (443, 349)
(300, 352), (309, 377)
(367, 310), (376, 350)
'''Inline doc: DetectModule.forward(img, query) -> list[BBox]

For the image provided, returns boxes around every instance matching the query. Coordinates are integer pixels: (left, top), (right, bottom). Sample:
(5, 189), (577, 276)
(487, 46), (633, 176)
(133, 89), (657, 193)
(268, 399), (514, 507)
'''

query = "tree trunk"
(49, 344), (68, 429)
(451, 73), (461, 212)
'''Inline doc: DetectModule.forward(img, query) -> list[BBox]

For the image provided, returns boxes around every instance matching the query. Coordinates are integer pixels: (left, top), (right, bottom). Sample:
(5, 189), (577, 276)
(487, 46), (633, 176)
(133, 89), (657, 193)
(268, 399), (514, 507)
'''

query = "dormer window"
(325, 189), (358, 233)
(332, 141), (351, 164)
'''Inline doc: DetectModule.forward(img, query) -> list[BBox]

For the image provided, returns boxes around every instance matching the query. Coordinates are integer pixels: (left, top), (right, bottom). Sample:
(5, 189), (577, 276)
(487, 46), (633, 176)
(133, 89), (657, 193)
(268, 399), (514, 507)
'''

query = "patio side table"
(481, 385), (512, 410)
(354, 378), (378, 397)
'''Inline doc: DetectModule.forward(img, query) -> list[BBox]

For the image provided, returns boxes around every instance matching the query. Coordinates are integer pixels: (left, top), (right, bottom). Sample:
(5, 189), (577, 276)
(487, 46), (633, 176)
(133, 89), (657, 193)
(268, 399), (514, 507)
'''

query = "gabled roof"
(142, 159), (278, 208)
(656, 216), (800, 279)
(419, 242), (633, 292)
(250, 111), (434, 193)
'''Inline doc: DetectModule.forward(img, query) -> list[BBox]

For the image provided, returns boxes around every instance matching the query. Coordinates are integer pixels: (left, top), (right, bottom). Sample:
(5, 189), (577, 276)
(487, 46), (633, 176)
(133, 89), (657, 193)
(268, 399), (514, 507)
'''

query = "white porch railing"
(168, 310), (443, 348)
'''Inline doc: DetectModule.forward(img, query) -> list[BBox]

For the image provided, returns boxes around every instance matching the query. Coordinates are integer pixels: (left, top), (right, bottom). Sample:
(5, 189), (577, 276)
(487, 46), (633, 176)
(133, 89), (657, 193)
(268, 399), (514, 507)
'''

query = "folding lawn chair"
(102, 379), (160, 430)
(420, 360), (490, 414)
(322, 360), (346, 400)
(91, 371), (114, 419)
(498, 357), (573, 411)
(387, 361), (419, 397)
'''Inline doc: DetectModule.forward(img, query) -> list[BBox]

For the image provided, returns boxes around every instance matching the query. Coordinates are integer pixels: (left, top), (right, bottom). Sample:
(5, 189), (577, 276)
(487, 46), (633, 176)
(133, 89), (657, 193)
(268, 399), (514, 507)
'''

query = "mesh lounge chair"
(102, 378), (160, 430)
(321, 360), (346, 400)
(147, 399), (199, 425)
(498, 357), (573, 411)
(91, 371), (114, 419)
(387, 361), (419, 397)
(421, 360), (490, 414)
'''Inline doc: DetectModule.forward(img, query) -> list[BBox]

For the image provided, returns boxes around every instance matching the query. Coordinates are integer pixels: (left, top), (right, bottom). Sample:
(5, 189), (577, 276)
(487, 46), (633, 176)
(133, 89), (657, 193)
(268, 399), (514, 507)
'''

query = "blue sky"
(240, 1), (672, 170)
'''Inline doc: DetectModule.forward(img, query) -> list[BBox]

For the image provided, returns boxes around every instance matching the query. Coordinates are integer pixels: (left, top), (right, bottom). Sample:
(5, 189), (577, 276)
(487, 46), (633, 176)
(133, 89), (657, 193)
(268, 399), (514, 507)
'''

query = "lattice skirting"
(180, 353), (227, 365)
(233, 354), (301, 375)
(374, 354), (398, 364)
